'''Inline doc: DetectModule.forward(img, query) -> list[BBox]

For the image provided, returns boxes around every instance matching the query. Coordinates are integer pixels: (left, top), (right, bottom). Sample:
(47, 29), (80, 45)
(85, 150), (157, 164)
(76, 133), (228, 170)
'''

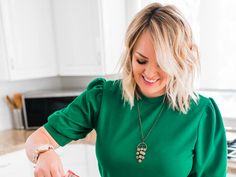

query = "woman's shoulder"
(87, 77), (121, 92)
(190, 94), (221, 118)
(86, 77), (106, 90)
(197, 94), (218, 109)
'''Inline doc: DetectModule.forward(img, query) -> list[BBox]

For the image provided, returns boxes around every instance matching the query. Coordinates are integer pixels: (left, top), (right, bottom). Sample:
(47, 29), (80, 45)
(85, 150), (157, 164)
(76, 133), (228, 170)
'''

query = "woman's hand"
(34, 149), (64, 177)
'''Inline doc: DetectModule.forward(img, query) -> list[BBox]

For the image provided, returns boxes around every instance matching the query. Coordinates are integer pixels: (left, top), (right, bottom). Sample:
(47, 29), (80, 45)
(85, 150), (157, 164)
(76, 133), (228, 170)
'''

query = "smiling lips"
(142, 74), (160, 84)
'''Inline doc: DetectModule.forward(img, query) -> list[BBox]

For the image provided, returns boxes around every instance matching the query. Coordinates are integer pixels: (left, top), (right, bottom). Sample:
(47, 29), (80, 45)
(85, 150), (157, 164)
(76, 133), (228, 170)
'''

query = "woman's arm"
(25, 78), (105, 176)
(25, 126), (59, 162)
(25, 126), (64, 176)
(188, 98), (227, 177)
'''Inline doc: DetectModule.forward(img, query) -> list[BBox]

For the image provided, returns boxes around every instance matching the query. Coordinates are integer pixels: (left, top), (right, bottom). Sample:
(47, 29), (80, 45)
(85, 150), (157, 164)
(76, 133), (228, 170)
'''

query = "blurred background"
(1, 0), (236, 131)
(0, 0), (236, 176)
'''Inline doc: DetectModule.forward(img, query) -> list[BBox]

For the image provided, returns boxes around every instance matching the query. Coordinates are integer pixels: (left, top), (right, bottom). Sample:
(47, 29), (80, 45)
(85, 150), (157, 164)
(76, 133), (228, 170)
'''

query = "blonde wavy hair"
(120, 3), (200, 114)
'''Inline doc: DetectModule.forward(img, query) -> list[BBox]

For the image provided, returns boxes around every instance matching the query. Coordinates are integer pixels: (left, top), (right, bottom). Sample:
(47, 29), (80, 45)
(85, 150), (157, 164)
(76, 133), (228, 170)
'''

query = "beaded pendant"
(136, 142), (147, 163)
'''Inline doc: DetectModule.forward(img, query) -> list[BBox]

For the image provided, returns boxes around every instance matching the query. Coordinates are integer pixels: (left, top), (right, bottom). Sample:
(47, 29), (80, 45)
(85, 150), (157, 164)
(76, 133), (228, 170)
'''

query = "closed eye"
(137, 59), (147, 64)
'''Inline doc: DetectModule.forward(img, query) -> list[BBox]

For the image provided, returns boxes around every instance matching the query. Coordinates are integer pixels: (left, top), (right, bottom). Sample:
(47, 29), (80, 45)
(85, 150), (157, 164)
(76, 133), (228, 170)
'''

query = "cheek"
(132, 61), (137, 76)
(132, 62), (143, 76)
(132, 62), (142, 83)
(161, 72), (169, 83)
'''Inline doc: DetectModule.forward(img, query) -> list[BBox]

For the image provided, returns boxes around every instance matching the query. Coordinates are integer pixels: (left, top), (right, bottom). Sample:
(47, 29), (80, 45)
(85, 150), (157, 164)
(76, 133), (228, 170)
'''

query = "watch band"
(32, 144), (54, 164)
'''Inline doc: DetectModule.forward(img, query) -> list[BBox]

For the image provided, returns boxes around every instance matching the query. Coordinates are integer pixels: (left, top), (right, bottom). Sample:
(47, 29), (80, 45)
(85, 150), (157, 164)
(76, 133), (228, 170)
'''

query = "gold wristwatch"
(32, 144), (54, 164)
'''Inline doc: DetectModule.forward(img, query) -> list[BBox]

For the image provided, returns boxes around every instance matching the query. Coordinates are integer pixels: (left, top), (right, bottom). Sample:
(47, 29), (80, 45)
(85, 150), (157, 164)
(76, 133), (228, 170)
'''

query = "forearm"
(25, 126), (59, 163)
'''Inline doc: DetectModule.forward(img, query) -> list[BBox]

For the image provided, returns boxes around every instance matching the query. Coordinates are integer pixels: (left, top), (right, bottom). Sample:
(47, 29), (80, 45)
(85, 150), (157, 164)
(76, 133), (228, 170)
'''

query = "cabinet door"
(0, 150), (33, 177)
(0, 17), (9, 79)
(0, 0), (57, 80)
(53, 0), (103, 76)
(100, 0), (126, 75)
(54, 0), (126, 76)
(86, 144), (100, 177)
(56, 144), (89, 177)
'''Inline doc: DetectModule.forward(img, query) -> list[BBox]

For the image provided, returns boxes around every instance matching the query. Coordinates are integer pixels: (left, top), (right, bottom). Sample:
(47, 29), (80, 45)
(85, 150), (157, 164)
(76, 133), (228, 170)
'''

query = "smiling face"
(132, 30), (169, 98)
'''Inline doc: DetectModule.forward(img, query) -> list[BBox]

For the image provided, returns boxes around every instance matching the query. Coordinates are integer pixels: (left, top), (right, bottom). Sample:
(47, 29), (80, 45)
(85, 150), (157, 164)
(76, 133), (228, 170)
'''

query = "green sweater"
(44, 78), (227, 177)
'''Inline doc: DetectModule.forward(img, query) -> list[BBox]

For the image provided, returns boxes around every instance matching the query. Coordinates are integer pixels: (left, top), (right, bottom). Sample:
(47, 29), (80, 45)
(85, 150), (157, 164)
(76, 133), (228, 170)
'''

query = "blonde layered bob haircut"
(120, 3), (200, 114)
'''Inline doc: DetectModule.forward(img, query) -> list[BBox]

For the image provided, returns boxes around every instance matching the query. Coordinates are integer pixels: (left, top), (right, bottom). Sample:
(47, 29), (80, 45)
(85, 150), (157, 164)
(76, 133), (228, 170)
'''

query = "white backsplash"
(0, 77), (61, 131)
(0, 75), (119, 131)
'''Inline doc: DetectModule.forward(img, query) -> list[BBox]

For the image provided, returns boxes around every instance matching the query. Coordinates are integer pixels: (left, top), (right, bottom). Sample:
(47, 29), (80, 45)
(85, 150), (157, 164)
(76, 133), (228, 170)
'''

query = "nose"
(144, 63), (159, 79)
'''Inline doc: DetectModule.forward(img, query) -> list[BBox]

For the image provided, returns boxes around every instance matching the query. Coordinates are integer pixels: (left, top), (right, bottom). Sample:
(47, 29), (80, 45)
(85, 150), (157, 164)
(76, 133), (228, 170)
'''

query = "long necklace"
(136, 96), (166, 163)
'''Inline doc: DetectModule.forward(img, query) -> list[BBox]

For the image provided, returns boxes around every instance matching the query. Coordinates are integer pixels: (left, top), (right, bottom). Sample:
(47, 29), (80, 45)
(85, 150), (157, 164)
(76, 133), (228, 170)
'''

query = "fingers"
(59, 164), (65, 176)
(33, 150), (64, 177)
(34, 166), (51, 177)
(34, 164), (63, 177)
(51, 167), (64, 177)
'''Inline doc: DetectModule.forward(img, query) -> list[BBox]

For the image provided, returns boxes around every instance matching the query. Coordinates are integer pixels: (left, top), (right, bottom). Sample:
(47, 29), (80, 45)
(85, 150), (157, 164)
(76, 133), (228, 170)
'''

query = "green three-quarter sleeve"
(189, 98), (227, 177)
(44, 78), (106, 146)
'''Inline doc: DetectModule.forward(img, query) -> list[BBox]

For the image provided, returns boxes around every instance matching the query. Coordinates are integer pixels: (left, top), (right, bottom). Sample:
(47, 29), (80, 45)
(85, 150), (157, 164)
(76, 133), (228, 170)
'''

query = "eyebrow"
(135, 52), (149, 59)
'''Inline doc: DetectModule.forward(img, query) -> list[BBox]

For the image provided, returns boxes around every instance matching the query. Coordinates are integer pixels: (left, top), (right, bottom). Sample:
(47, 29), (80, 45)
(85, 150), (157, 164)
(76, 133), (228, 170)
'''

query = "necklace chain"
(137, 96), (166, 142)
(136, 96), (166, 163)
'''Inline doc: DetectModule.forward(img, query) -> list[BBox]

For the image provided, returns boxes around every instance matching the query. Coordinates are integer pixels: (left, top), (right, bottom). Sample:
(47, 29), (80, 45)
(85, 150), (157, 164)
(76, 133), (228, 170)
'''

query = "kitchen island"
(0, 129), (235, 175)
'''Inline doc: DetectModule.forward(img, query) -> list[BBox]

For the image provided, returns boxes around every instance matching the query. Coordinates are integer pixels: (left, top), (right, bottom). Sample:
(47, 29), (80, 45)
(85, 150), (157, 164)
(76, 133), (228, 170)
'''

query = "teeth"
(143, 76), (158, 83)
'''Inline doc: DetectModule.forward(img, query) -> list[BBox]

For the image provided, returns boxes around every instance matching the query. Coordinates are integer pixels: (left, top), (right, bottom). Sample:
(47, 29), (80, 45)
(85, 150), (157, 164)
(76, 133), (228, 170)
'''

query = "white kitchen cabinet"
(0, 144), (100, 177)
(86, 144), (100, 177)
(53, 0), (126, 76)
(0, 150), (33, 177)
(55, 144), (100, 177)
(57, 144), (89, 176)
(0, 0), (57, 80)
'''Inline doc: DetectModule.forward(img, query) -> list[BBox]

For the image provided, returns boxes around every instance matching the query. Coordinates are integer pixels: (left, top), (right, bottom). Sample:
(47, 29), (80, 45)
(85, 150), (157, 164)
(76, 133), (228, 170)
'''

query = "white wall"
(199, 0), (236, 89)
(0, 77), (61, 131)
(198, 0), (221, 89)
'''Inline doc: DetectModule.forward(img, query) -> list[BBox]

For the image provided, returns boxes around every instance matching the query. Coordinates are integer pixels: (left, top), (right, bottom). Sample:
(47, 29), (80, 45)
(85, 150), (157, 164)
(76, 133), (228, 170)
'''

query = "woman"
(25, 3), (227, 177)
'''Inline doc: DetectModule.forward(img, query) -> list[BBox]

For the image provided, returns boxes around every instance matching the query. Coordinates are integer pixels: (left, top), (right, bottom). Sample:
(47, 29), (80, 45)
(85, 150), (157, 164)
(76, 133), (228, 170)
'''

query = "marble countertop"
(0, 129), (33, 155)
(0, 129), (96, 155)
(0, 129), (235, 174)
